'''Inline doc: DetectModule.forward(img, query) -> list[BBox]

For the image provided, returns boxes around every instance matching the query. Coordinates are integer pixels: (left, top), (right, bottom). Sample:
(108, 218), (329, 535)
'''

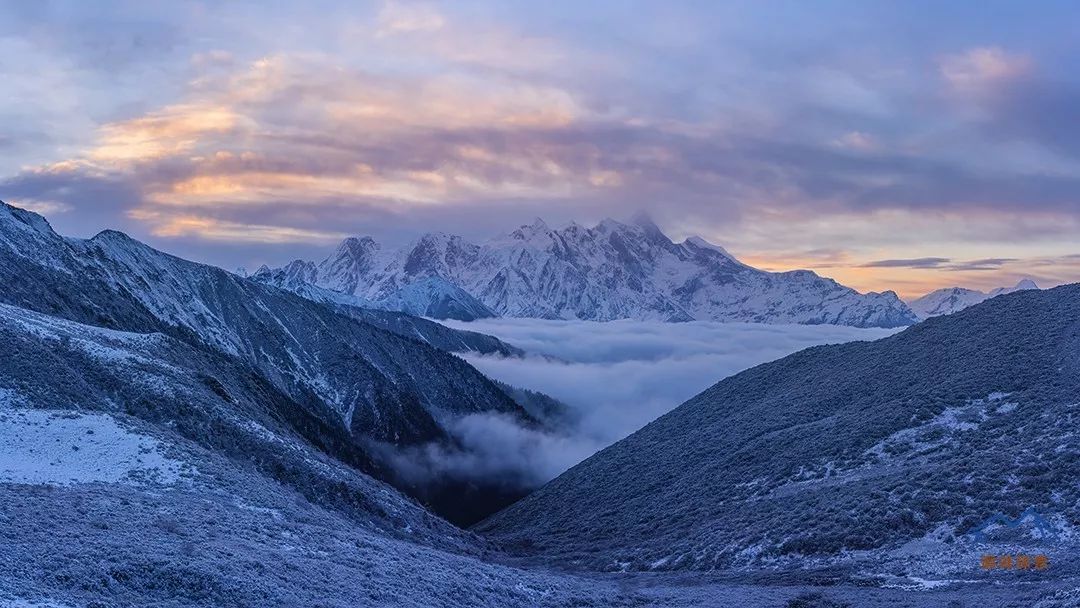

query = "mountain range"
(908, 279), (1039, 319)
(253, 216), (919, 328)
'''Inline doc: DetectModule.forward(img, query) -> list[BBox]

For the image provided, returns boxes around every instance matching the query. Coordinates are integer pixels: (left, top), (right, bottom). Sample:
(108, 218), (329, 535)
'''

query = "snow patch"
(0, 408), (188, 486)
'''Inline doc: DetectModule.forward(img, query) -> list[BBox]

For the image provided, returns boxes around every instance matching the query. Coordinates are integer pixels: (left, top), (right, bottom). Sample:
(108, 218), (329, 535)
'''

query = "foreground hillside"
(478, 284), (1080, 584)
(0, 305), (649, 607)
(0, 202), (525, 446)
(0, 201), (542, 522)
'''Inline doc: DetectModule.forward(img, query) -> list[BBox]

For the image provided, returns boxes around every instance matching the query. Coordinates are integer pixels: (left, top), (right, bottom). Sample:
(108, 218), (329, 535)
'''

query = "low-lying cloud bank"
(449, 318), (900, 441)
(400, 319), (902, 497)
(371, 412), (598, 489)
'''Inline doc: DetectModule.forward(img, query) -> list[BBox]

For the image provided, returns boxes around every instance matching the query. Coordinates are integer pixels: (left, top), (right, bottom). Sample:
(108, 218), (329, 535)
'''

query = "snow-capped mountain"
(478, 284), (1080, 576)
(908, 279), (1039, 319)
(257, 216), (918, 328)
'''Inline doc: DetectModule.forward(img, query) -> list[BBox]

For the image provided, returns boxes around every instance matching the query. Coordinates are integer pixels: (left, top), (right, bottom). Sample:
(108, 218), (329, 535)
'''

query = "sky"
(2, 1), (1080, 298)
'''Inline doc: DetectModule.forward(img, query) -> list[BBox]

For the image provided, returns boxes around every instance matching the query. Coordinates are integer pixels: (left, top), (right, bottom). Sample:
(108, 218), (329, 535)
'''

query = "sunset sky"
(2, 1), (1080, 298)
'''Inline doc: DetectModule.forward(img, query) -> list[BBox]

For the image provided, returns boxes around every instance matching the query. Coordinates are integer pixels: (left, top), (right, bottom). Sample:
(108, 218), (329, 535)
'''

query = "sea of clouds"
(402, 319), (902, 490)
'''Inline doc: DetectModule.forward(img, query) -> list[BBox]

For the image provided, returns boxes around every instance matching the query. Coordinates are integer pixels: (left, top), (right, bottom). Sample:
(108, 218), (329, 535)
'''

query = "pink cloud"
(939, 47), (1031, 93)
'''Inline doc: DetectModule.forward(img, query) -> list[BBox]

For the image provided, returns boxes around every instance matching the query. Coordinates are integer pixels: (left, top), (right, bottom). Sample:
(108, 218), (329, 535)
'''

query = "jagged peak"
(409, 231), (468, 255)
(506, 218), (557, 243)
(527, 217), (550, 231)
(339, 235), (377, 246)
(334, 235), (379, 258)
(282, 258), (316, 271)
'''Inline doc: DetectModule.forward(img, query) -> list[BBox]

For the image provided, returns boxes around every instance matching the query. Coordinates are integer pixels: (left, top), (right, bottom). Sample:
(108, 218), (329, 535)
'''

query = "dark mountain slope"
(0, 304), (646, 607)
(478, 284), (1080, 572)
(0, 201), (536, 523)
(344, 306), (523, 356)
(0, 301), (471, 551)
(0, 201), (526, 446)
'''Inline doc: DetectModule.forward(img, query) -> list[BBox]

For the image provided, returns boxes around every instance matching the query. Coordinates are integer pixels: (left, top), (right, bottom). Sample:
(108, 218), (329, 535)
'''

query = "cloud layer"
(412, 319), (900, 488)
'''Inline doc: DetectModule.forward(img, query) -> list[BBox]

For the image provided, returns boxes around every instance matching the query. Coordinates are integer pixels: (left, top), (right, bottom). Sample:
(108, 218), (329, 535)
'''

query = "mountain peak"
(336, 235), (379, 257)
(911, 278), (1043, 319)
(528, 217), (550, 231)
(92, 228), (134, 241)
(0, 200), (58, 237)
(89, 229), (152, 255)
(506, 217), (556, 242)
(1015, 278), (1039, 290)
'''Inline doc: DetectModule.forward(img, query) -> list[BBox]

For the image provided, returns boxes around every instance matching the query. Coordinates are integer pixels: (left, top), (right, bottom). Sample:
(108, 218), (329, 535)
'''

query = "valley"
(1, 202), (1078, 606)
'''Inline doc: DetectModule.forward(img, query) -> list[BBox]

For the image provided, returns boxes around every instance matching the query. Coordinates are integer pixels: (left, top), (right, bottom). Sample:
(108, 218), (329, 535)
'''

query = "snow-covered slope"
(253, 255), (495, 321)
(0, 303), (644, 607)
(263, 216), (918, 328)
(478, 284), (1080, 577)
(0, 301), (464, 546)
(0, 200), (535, 523)
(908, 279), (1039, 319)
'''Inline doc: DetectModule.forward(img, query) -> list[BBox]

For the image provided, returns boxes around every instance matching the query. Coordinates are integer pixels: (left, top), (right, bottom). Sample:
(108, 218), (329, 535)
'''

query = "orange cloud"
(19, 47), (618, 244)
(91, 104), (240, 162)
(129, 209), (348, 244)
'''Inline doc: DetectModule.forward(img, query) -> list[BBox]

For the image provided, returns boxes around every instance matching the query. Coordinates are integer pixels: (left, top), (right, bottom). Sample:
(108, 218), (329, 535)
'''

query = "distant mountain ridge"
(908, 279), (1039, 319)
(256, 216), (919, 328)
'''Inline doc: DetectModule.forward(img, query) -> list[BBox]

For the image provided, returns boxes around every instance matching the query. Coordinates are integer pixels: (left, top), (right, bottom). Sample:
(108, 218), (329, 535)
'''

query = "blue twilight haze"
(1, 1), (1079, 297)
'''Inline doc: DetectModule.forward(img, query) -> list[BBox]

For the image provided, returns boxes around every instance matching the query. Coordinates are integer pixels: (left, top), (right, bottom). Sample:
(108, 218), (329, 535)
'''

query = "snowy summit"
(255, 217), (919, 328)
